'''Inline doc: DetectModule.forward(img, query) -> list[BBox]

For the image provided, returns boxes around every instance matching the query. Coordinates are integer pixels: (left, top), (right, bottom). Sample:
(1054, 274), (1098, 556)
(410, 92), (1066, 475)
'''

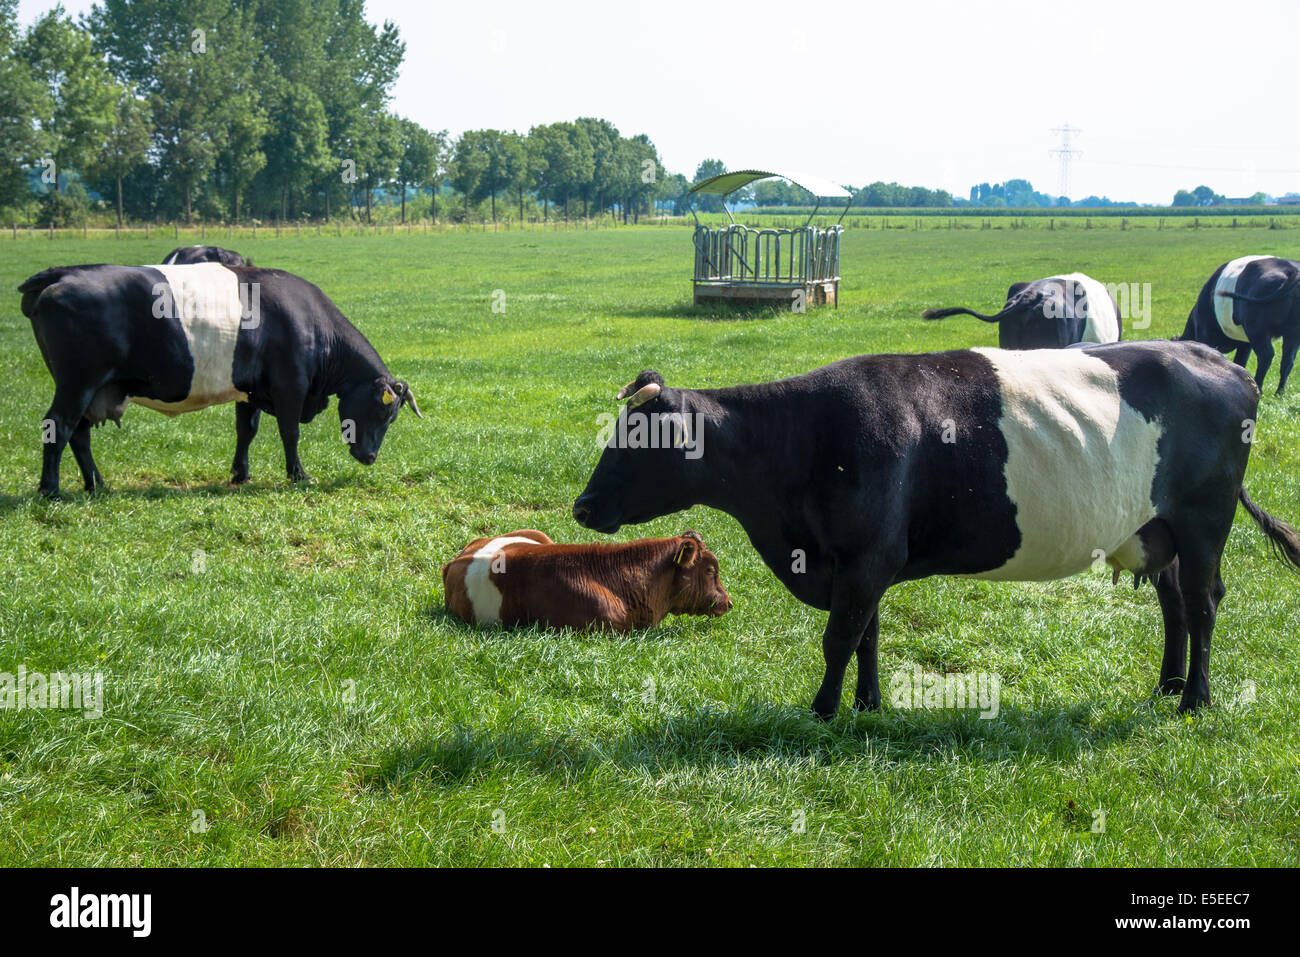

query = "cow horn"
(396, 380), (422, 418)
(619, 382), (661, 409)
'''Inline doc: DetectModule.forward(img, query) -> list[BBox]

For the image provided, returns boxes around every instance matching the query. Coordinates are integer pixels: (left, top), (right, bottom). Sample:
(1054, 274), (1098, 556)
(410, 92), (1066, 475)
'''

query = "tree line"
(0, 0), (685, 226)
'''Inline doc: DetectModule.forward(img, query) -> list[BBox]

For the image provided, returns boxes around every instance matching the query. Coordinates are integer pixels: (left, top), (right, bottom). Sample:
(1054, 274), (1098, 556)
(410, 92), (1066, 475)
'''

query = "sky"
(19, 0), (1300, 204)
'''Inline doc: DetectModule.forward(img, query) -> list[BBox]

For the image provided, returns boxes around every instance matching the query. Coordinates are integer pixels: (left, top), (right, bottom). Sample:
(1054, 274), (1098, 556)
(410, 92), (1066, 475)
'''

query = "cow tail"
(1216, 273), (1300, 304)
(921, 301), (1028, 323)
(17, 267), (73, 319)
(1239, 488), (1300, 574)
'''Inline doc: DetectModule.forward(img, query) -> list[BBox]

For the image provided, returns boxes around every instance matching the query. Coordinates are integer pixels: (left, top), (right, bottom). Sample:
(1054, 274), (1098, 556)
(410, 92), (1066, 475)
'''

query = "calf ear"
(674, 536), (699, 567)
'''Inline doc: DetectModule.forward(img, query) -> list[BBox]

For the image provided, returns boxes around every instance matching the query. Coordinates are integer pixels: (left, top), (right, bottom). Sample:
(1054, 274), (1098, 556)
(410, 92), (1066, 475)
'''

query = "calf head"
(668, 530), (732, 617)
(573, 370), (698, 533)
(338, 376), (421, 465)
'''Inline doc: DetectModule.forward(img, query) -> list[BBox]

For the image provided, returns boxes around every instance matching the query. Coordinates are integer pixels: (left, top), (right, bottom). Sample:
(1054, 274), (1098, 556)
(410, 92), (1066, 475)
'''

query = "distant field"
(1, 227), (1298, 866)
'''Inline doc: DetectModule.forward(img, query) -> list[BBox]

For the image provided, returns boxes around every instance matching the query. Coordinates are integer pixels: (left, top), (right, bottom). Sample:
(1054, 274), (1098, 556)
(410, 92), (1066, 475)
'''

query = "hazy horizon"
(18, 0), (1300, 204)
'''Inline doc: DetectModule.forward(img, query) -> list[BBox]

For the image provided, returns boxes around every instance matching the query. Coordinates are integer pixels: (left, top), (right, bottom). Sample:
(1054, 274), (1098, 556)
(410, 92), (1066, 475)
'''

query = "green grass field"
(1, 224), (1297, 866)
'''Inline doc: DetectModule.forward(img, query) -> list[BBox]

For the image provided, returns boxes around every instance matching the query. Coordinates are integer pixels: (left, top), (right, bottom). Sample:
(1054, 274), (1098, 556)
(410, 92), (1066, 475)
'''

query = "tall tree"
(449, 129), (487, 217)
(394, 117), (443, 224)
(88, 83), (151, 225)
(0, 0), (44, 210)
(576, 116), (617, 218)
(21, 5), (116, 195)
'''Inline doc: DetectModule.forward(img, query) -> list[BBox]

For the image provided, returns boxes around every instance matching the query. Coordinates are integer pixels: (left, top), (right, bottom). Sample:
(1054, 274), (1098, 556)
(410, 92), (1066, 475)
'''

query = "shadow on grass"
(615, 302), (798, 322)
(0, 474), (368, 512)
(365, 697), (1169, 792)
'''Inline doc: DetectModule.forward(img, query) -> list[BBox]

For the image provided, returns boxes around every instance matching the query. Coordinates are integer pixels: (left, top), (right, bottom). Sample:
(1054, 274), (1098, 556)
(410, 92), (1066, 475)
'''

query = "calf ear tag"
(674, 544), (686, 564)
(382, 389), (396, 405)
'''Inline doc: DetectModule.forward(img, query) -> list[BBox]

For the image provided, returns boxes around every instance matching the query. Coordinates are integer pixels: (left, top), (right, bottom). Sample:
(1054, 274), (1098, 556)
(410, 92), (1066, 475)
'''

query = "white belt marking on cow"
(464, 536), (544, 624)
(1213, 255), (1273, 343)
(1053, 272), (1119, 343)
(970, 347), (1162, 581)
(131, 262), (249, 416)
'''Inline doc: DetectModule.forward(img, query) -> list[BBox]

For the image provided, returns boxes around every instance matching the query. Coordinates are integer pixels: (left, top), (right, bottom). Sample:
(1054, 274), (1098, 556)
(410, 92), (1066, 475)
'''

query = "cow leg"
(1231, 343), (1251, 368)
(852, 609), (881, 711)
(273, 404), (312, 483)
(1154, 559), (1187, 695)
(39, 388), (96, 497)
(1275, 329), (1298, 395)
(812, 571), (886, 720)
(1244, 320), (1274, 392)
(231, 402), (261, 484)
(68, 419), (107, 493)
(1177, 556), (1225, 714)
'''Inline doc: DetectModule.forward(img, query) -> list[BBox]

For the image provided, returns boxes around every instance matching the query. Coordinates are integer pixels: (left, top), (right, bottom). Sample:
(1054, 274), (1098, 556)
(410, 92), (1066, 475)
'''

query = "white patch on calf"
(132, 263), (250, 416)
(970, 347), (1162, 581)
(1213, 255), (1273, 343)
(463, 536), (543, 624)
(1054, 272), (1119, 343)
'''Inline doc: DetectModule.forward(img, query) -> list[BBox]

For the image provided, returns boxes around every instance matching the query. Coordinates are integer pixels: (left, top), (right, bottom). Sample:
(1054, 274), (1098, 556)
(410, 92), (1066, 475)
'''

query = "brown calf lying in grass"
(442, 529), (732, 632)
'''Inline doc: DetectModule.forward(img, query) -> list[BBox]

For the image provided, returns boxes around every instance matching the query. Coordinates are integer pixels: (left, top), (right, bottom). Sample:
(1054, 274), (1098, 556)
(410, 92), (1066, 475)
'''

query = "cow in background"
(18, 261), (420, 496)
(1180, 255), (1300, 394)
(161, 245), (250, 267)
(922, 273), (1121, 348)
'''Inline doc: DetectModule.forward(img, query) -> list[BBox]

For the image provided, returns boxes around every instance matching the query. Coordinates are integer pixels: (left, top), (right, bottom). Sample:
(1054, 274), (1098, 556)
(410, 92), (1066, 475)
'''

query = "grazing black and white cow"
(161, 245), (250, 267)
(922, 273), (1121, 349)
(573, 343), (1300, 718)
(18, 262), (421, 496)
(1180, 256), (1300, 395)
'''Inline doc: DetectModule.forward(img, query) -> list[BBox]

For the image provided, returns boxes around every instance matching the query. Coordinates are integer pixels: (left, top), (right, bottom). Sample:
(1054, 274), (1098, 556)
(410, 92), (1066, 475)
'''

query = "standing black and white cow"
(922, 273), (1121, 349)
(1180, 256), (1300, 395)
(161, 245), (250, 267)
(573, 343), (1300, 717)
(18, 262), (421, 496)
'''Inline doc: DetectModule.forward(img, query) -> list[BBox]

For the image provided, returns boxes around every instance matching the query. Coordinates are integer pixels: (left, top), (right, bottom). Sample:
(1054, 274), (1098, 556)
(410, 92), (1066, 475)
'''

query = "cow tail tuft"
(1239, 488), (1300, 574)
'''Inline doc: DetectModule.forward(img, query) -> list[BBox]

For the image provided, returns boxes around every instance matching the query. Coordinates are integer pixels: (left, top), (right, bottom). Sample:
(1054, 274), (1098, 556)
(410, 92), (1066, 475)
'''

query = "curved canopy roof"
(688, 169), (852, 200)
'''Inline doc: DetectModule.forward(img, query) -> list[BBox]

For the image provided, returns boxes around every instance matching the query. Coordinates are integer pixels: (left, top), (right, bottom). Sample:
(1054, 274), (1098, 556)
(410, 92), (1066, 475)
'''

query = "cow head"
(573, 370), (700, 533)
(668, 530), (732, 617)
(339, 376), (421, 465)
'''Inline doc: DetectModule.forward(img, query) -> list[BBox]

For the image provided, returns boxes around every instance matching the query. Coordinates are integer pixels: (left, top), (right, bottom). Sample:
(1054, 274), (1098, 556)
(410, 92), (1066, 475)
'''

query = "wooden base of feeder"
(692, 280), (838, 309)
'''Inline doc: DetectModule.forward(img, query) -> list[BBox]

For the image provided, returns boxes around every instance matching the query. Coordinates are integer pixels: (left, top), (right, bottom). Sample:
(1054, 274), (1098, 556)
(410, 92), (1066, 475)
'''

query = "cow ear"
(674, 536), (699, 567)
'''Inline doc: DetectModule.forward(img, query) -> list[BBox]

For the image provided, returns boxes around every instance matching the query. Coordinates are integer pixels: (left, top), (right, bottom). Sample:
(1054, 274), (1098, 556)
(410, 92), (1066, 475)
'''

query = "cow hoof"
(289, 472), (315, 485)
(1157, 676), (1185, 696)
(852, 697), (882, 713)
(38, 488), (60, 500)
(1177, 693), (1211, 714)
(231, 472), (251, 486)
(810, 704), (837, 722)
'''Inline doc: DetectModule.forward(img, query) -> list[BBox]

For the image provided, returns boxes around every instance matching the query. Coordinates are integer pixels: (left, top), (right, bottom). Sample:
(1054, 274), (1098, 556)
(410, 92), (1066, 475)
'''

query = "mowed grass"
(0, 224), (1298, 866)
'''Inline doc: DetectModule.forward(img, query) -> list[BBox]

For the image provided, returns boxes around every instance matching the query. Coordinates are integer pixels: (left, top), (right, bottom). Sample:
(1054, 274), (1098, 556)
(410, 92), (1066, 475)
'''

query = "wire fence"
(6, 211), (1300, 242)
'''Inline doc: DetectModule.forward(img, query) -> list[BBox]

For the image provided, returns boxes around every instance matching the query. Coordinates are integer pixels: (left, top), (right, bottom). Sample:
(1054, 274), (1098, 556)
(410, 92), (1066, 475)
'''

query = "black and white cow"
(922, 273), (1121, 349)
(161, 245), (250, 267)
(18, 261), (421, 496)
(1180, 256), (1300, 395)
(573, 343), (1300, 717)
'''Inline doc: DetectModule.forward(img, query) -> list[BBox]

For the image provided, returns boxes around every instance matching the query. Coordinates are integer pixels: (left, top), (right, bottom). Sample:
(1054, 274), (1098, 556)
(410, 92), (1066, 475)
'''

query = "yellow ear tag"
(674, 544), (686, 564)
(382, 389), (395, 405)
